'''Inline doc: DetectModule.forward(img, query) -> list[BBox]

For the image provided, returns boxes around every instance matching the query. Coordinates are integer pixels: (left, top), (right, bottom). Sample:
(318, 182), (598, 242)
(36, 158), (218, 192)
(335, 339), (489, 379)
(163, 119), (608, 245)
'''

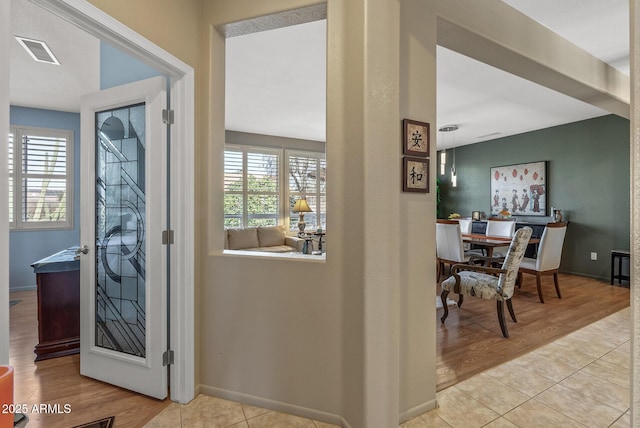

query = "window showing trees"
(223, 145), (326, 232)
(9, 126), (74, 230)
(224, 146), (280, 228)
(287, 151), (326, 231)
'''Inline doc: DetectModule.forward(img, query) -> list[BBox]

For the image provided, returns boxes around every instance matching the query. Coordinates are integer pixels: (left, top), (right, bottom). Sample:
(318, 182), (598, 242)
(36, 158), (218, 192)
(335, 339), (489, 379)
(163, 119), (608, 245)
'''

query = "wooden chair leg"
(496, 300), (509, 338)
(440, 290), (450, 324)
(506, 298), (517, 322)
(436, 261), (441, 282)
(536, 272), (545, 303)
(457, 293), (464, 308)
(553, 271), (562, 299)
(517, 272), (523, 289)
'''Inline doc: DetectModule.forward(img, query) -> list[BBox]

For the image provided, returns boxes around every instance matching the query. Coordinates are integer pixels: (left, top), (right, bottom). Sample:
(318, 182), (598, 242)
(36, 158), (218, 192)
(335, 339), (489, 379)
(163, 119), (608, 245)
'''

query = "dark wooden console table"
(471, 220), (547, 257)
(30, 247), (80, 361)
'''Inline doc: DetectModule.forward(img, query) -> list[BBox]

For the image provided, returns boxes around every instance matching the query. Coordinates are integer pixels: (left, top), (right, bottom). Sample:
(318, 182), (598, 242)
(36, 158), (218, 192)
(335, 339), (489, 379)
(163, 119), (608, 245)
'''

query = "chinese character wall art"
(490, 161), (547, 216)
(403, 157), (429, 193)
(402, 119), (430, 157)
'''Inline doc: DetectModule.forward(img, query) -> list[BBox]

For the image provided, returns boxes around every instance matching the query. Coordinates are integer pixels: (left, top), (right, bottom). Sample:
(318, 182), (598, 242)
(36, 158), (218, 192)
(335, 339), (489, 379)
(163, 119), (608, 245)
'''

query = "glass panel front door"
(95, 103), (147, 357)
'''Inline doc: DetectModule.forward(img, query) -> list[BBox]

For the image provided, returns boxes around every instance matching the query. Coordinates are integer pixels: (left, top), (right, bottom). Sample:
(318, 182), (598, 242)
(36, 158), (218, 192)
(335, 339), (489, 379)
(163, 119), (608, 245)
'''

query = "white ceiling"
(437, 0), (629, 149)
(9, 1), (630, 149)
(10, 0), (99, 113)
(225, 19), (327, 142)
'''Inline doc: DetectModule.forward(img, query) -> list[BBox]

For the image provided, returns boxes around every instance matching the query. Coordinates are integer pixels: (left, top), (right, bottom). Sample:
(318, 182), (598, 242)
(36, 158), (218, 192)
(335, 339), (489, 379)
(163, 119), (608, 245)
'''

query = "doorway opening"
(3, 0), (195, 417)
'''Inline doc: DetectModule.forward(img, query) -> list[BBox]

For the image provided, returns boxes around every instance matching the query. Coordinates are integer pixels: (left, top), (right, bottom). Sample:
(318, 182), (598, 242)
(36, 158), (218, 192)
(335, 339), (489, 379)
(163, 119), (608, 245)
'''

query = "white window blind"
(223, 146), (280, 228)
(9, 126), (74, 230)
(287, 151), (326, 232)
(8, 133), (13, 226)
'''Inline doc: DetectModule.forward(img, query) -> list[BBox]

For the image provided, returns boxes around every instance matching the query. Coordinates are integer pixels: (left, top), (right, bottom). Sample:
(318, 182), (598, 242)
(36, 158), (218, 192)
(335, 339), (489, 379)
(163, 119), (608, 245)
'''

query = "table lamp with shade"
(292, 198), (313, 236)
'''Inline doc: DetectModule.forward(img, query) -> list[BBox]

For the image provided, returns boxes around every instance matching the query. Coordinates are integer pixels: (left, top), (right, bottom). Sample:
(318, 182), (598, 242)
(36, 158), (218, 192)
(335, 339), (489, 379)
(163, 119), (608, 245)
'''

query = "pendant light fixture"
(451, 148), (457, 187)
(438, 125), (459, 187)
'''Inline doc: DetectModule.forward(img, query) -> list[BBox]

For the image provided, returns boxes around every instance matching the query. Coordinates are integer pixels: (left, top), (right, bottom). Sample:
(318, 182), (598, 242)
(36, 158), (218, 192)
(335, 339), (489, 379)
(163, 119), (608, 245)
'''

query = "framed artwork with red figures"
(490, 161), (547, 216)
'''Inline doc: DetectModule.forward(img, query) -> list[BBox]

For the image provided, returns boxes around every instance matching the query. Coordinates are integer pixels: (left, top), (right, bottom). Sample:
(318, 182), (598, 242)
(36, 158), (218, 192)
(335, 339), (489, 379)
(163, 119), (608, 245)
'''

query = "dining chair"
(457, 218), (472, 234)
(457, 218), (472, 250)
(440, 227), (532, 338)
(436, 220), (470, 281)
(484, 219), (516, 257)
(517, 221), (568, 303)
(486, 218), (516, 237)
(467, 219), (515, 257)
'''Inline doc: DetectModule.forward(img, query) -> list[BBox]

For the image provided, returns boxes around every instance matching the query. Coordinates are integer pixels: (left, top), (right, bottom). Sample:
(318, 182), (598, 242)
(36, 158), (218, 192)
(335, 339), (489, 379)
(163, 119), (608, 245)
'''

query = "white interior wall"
(200, 0), (344, 423)
(333, 0), (406, 425)
(398, 1), (438, 420)
(0, 0), (10, 366)
(629, 1), (639, 425)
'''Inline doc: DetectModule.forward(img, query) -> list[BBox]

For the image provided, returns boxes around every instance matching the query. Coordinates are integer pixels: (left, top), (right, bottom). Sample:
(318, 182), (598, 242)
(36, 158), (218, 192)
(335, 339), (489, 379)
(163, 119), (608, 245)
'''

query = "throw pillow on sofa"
(257, 226), (286, 247)
(227, 228), (259, 250)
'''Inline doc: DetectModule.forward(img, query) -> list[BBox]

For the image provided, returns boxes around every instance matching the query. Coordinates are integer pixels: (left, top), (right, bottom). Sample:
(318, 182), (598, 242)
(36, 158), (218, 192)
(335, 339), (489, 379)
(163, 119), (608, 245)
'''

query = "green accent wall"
(439, 114), (630, 280)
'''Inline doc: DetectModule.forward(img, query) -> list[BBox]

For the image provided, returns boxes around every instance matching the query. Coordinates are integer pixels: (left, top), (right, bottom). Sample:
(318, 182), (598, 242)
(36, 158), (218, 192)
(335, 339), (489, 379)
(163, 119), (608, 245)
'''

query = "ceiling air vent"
(15, 36), (60, 65)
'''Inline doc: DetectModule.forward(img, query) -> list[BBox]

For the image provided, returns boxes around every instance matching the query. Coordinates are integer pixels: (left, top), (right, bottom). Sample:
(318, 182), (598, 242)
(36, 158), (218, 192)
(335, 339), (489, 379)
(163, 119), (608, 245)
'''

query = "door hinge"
(162, 229), (174, 245)
(162, 349), (174, 366)
(162, 109), (174, 125)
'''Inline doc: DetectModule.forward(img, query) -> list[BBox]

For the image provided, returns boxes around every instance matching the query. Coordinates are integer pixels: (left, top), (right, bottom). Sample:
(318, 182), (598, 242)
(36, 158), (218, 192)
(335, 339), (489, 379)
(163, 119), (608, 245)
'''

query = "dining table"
(462, 233), (540, 258)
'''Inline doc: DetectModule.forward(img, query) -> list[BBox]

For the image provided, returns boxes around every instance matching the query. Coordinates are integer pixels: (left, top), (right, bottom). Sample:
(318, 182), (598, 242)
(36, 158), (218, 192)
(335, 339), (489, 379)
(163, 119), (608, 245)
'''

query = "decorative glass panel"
(95, 103), (146, 357)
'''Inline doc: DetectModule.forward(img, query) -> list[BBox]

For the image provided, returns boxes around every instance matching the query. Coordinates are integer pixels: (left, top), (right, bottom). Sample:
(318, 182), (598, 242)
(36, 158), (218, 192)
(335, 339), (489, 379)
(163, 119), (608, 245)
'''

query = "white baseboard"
(198, 384), (343, 426)
(399, 398), (438, 424)
(10, 285), (36, 292)
(340, 416), (353, 428)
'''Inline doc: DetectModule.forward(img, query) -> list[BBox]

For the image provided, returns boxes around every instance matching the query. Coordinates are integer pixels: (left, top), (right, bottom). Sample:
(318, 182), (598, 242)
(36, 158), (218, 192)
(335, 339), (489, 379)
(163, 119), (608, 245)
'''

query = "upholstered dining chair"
(486, 218), (516, 237)
(440, 227), (532, 338)
(436, 219), (470, 281)
(457, 218), (473, 251)
(457, 218), (472, 234)
(517, 221), (568, 303)
(468, 219), (515, 257)
(484, 219), (516, 257)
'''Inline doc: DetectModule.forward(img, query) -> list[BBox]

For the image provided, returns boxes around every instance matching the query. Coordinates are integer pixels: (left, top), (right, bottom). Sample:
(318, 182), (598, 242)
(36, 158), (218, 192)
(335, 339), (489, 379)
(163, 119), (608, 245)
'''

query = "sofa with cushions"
(224, 226), (305, 253)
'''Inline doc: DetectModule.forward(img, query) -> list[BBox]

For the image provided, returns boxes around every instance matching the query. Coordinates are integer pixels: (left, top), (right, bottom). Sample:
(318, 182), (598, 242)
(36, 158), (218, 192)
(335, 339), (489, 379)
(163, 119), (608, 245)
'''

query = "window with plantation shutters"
(223, 144), (326, 234)
(8, 133), (13, 227)
(9, 126), (74, 230)
(287, 151), (326, 232)
(223, 146), (280, 228)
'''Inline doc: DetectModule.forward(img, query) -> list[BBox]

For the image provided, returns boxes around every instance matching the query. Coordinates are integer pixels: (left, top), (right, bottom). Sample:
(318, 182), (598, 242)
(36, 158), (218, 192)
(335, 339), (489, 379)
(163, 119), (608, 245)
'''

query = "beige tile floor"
(146, 308), (631, 428)
(144, 394), (340, 428)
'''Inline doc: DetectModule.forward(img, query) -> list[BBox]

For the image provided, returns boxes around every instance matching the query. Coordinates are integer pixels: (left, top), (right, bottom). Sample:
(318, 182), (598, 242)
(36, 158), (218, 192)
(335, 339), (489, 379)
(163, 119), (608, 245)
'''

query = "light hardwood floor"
(437, 272), (630, 390)
(9, 290), (169, 428)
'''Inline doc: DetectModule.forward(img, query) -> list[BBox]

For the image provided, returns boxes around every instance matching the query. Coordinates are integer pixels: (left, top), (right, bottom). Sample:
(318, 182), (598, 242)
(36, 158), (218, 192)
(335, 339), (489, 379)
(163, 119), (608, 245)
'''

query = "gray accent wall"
(439, 114), (630, 280)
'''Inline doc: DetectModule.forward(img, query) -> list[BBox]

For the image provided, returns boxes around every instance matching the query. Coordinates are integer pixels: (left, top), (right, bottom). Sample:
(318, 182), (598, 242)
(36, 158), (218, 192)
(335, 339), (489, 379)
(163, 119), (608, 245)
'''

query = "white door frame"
(80, 76), (169, 399)
(0, 0), (195, 403)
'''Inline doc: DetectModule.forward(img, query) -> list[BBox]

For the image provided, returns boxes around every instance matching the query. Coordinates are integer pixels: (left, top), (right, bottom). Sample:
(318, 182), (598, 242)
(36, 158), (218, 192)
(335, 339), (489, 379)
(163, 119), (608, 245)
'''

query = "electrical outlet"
(591, 252), (598, 261)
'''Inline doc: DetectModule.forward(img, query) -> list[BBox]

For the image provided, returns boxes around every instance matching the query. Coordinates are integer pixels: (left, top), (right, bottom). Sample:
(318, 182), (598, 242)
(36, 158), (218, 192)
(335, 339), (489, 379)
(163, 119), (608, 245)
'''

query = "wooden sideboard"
(471, 220), (546, 257)
(31, 247), (80, 361)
